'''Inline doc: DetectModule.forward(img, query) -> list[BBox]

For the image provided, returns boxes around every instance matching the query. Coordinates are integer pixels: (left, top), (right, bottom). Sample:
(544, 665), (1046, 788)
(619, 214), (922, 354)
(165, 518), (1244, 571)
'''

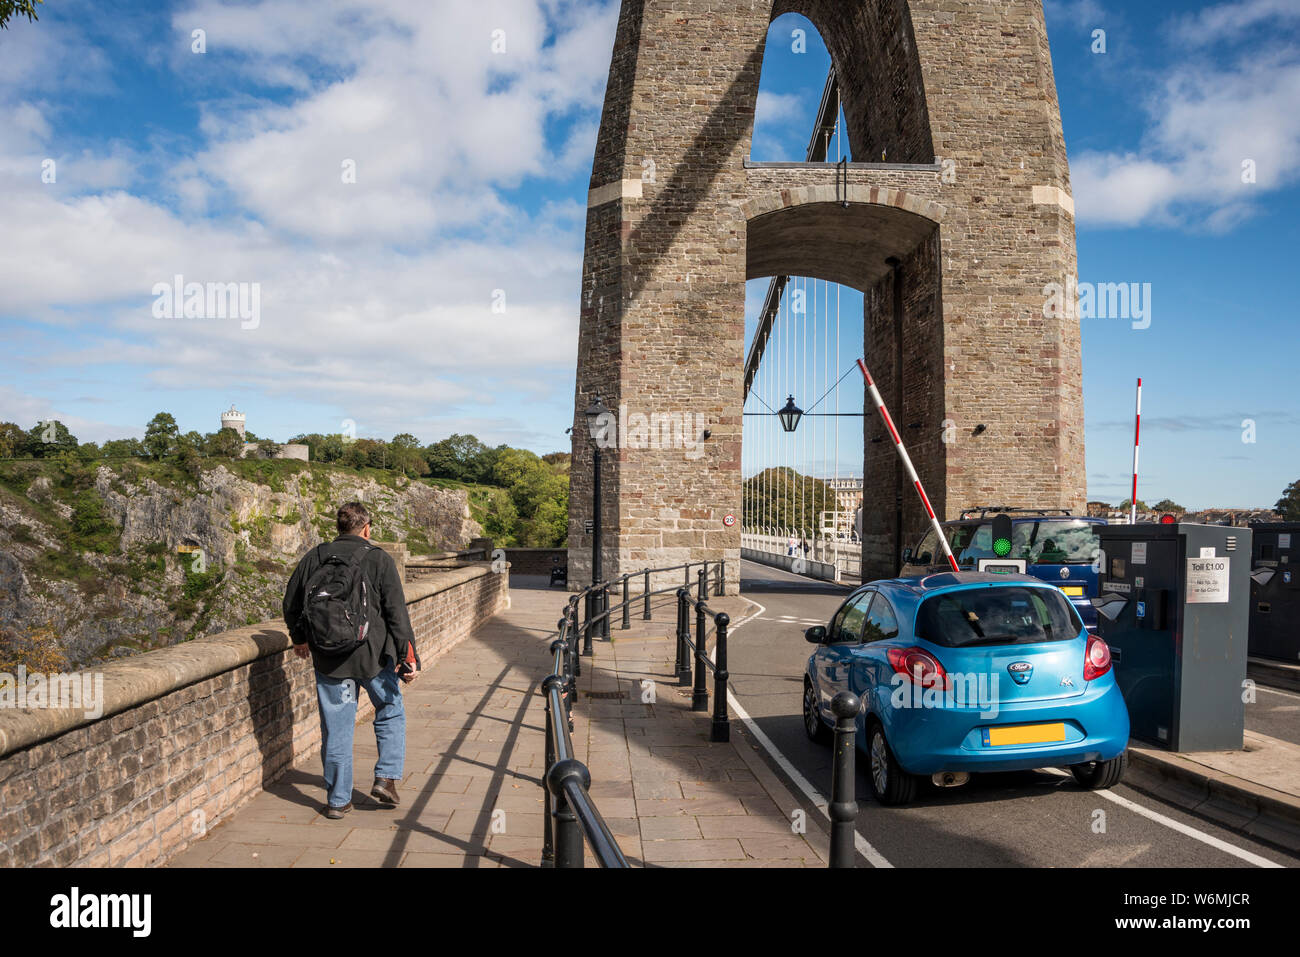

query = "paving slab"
(166, 583), (827, 868)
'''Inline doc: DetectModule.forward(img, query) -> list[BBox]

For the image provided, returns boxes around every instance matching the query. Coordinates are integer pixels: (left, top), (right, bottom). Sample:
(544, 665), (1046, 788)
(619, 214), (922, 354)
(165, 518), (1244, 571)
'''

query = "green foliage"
(25, 419), (77, 458)
(481, 487), (519, 545)
(1151, 499), (1183, 514)
(144, 412), (179, 460)
(100, 437), (145, 458)
(0, 1), (43, 30)
(206, 427), (244, 459)
(743, 467), (837, 536)
(425, 433), (495, 483)
(0, 421), (26, 457)
(1277, 481), (1300, 521)
(1116, 498), (1149, 511)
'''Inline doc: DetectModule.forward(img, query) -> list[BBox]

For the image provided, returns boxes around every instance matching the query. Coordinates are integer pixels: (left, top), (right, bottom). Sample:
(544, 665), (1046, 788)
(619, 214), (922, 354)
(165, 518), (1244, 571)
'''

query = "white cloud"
(1171, 0), (1300, 45)
(0, 0), (620, 446)
(1072, 47), (1300, 229)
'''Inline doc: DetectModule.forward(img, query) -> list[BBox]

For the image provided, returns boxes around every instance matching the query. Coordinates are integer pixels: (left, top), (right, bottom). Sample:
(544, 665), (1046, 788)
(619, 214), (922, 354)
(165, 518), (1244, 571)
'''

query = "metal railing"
(541, 614), (629, 868)
(569, 559), (726, 657)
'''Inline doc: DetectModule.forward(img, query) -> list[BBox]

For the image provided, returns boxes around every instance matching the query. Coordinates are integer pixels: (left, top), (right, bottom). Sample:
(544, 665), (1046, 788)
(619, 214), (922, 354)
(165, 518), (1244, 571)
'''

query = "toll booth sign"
(1186, 556), (1230, 603)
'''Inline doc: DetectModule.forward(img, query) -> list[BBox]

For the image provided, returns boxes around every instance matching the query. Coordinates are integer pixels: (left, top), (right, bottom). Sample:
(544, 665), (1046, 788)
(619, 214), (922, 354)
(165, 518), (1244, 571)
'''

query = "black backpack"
(300, 544), (374, 656)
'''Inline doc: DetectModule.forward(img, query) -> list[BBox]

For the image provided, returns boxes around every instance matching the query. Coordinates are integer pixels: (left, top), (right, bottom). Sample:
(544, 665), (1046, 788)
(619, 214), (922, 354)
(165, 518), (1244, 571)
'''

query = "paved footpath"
(168, 580), (825, 868)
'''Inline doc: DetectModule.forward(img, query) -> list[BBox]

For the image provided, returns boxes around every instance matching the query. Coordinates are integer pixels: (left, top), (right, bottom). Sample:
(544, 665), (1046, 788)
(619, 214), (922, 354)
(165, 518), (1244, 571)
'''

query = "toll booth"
(1093, 523), (1251, 752)
(1248, 522), (1300, 662)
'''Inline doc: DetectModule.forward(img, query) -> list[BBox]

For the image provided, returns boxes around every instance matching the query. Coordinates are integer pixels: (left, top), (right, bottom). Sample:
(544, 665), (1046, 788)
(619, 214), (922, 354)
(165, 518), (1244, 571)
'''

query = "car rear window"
(946, 519), (1100, 567)
(915, 586), (1083, 647)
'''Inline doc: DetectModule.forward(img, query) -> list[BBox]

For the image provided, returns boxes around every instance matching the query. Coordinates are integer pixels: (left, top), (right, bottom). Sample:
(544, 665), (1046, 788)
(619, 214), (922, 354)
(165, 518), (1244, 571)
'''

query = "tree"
(1151, 499), (1184, 514)
(1277, 481), (1300, 521)
(743, 467), (836, 534)
(0, 421), (27, 457)
(143, 412), (180, 460)
(425, 434), (492, 482)
(206, 427), (244, 459)
(1116, 498), (1148, 512)
(0, 1), (43, 30)
(101, 437), (145, 458)
(480, 488), (519, 545)
(25, 419), (77, 458)
(254, 439), (282, 459)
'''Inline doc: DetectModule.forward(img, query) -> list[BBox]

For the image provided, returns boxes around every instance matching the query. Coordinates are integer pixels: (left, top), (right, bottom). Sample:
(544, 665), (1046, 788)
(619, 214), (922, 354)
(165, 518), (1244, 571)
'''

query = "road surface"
(726, 558), (1298, 868)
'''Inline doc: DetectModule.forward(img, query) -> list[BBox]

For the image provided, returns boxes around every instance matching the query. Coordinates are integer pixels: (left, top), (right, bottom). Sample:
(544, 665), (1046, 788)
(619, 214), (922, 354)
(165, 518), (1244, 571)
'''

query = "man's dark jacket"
(283, 535), (415, 681)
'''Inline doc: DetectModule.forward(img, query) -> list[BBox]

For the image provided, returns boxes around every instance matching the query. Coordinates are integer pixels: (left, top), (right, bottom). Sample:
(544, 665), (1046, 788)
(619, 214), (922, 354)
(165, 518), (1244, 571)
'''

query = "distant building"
(823, 477), (863, 536)
(220, 405), (247, 440)
(220, 405), (310, 462)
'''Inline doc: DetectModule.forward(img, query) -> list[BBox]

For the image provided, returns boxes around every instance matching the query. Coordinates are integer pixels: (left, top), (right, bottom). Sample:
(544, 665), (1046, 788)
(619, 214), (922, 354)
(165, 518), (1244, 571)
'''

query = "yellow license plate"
(988, 723), (1066, 746)
(1060, 585), (1085, 597)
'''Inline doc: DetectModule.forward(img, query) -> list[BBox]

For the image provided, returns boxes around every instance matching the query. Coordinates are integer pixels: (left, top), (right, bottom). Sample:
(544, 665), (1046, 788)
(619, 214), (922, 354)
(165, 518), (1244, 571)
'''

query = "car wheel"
(1070, 751), (1128, 790)
(802, 680), (830, 744)
(866, 720), (917, 806)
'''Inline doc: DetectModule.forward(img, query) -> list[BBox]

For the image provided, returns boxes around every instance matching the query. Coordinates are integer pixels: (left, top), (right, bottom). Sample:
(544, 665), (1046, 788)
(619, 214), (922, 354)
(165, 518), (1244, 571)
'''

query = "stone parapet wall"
(0, 563), (507, 867)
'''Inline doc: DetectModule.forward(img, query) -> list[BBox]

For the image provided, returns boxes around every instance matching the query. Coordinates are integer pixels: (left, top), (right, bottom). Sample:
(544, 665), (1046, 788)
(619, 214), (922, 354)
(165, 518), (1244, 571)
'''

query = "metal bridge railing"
(541, 614), (628, 869)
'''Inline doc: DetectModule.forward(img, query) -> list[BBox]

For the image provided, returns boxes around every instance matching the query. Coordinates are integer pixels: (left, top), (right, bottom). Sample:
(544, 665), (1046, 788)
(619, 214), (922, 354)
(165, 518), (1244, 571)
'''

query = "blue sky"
(0, 0), (1297, 510)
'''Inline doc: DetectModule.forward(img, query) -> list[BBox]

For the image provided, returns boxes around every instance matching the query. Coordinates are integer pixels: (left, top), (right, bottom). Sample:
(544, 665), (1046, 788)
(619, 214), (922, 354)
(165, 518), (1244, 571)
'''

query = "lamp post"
(584, 396), (609, 641)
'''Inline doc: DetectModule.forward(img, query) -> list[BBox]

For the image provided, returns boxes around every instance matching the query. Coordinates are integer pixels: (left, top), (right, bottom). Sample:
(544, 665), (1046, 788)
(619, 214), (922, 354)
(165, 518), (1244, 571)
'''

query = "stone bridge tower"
(570, 0), (1084, 593)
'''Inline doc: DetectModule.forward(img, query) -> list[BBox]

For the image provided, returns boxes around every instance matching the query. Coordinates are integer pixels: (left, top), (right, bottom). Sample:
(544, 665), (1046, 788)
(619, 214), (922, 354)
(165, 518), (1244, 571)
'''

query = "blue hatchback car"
(803, 572), (1130, 805)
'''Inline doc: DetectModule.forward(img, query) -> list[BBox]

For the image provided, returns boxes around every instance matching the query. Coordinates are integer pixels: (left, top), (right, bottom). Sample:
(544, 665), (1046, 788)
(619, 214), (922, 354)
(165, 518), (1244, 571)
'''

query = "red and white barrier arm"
(856, 358), (960, 573)
(1130, 377), (1142, 526)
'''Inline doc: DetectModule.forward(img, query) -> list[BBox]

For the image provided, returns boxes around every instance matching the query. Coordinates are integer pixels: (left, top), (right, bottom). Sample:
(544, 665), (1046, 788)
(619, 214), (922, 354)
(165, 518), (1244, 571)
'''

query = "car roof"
(940, 515), (1105, 526)
(850, 572), (1067, 618)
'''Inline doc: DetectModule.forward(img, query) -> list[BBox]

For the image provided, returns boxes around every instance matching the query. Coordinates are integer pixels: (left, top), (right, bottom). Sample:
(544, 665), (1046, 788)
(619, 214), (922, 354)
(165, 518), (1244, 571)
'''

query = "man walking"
(283, 502), (420, 819)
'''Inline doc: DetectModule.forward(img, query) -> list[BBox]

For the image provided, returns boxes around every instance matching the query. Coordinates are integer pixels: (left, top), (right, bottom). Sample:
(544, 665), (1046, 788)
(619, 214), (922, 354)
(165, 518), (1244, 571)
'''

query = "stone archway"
(570, 0), (1083, 592)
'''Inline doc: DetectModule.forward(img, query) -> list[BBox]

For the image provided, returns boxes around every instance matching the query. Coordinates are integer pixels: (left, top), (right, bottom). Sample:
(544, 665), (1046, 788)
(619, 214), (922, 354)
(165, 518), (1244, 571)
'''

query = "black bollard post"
(716, 559), (725, 597)
(697, 566), (706, 604)
(622, 575), (631, 629)
(643, 569), (651, 620)
(829, 691), (861, 868)
(711, 613), (730, 742)
(692, 591), (708, 712)
(547, 759), (590, 868)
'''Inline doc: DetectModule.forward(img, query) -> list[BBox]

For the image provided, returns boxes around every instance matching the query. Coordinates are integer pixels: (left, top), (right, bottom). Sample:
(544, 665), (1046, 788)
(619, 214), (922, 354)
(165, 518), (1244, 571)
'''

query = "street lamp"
(583, 396), (608, 643)
(777, 395), (803, 433)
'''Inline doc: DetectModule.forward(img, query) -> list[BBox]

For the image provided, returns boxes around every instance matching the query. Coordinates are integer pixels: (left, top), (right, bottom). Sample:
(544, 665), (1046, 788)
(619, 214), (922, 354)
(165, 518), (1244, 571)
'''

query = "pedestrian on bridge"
(283, 501), (421, 820)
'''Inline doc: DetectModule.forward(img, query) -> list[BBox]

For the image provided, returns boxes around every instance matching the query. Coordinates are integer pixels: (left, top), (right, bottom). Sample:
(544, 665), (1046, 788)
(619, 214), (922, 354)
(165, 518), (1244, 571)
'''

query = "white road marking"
(1256, 685), (1300, 701)
(718, 593), (893, 868)
(735, 559), (1286, 869)
(1038, 769), (1283, 868)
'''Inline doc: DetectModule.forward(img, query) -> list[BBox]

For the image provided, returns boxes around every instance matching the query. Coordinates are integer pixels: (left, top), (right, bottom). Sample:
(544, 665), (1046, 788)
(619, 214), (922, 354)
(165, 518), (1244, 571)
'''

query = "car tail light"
(1084, 635), (1112, 681)
(887, 646), (951, 691)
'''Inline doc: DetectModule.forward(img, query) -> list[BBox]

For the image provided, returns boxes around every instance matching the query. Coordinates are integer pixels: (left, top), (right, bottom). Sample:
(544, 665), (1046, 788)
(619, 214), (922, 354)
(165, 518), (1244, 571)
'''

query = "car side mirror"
(805, 625), (827, 644)
(901, 547), (913, 564)
(918, 551), (933, 566)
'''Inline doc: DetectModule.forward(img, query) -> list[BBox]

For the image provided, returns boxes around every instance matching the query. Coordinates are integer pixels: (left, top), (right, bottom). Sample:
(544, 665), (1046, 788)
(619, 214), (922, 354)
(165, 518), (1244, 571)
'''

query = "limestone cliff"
(0, 461), (481, 668)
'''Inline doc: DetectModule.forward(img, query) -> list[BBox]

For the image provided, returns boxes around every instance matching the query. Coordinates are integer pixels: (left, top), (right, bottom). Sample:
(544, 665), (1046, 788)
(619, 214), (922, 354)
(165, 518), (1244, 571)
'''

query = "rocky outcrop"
(0, 463), (481, 668)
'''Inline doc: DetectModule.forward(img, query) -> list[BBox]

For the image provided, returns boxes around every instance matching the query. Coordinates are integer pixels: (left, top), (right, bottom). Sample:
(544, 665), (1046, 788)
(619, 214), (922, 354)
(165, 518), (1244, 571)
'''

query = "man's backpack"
(299, 544), (374, 656)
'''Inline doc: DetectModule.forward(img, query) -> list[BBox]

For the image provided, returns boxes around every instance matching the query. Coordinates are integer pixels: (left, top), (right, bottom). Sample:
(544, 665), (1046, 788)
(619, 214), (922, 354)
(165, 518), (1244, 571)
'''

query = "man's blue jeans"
(315, 667), (406, 809)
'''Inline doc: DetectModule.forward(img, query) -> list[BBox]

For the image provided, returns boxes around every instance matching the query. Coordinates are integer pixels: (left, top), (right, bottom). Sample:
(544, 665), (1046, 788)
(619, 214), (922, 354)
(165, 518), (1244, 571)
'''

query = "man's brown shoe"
(371, 778), (400, 806)
(324, 802), (352, 820)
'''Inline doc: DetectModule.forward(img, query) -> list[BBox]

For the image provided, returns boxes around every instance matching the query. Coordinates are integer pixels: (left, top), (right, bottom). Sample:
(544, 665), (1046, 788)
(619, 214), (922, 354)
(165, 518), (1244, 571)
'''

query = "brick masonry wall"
(569, 0), (1083, 592)
(0, 565), (508, 868)
(501, 549), (567, 576)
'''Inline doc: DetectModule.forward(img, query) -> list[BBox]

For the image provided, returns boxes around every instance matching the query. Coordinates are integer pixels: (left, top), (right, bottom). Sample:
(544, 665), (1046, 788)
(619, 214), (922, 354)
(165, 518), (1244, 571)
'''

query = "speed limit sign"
(723, 513), (736, 527)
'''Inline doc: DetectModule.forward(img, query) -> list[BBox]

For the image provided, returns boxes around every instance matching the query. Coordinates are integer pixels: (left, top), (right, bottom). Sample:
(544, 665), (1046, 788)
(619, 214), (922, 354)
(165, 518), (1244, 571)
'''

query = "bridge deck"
(166, 580), (822, 867)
